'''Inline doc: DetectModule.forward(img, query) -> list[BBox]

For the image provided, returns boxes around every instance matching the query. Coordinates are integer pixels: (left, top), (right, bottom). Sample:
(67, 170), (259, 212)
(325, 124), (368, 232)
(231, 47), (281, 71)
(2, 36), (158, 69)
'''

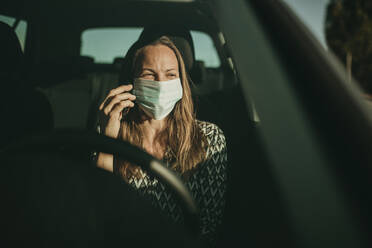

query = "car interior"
(3, 0), (372, 247)
(0, 1), (268, 247)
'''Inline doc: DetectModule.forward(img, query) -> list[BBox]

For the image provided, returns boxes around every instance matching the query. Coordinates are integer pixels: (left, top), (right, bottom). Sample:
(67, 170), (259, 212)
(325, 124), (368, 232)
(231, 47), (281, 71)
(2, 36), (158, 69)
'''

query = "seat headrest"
(190, 60), (206, 85)
(138, 24), (195, 71)
(119, 24), (195, 83)
(0, 21), (25, 86)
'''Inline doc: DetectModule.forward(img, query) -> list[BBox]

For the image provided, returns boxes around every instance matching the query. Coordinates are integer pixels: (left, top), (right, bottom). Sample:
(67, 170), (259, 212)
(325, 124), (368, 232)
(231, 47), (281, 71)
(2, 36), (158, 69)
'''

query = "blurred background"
(284, 0), (372, 110)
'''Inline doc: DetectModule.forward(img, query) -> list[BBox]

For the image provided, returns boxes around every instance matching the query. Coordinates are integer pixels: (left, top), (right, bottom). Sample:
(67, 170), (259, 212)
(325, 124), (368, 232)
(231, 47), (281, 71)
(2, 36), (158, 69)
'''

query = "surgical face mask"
(133, 78), (183, 120)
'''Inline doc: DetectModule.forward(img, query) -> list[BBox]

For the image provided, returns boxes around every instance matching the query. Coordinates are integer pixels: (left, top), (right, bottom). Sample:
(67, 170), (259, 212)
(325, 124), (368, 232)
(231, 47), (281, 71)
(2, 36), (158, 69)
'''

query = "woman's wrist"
(96, 152), (114, 172)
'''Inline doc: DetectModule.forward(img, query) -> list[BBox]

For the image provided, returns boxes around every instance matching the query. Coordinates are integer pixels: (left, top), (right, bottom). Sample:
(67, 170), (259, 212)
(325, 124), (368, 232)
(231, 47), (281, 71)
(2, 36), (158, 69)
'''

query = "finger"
(106, 84), (133, 100)
(109, 101), (135, 119)
(99, 86), (133, 111)
(99, 84), (133, 110)
(105, 100), (134, 116)
(103, 93), (136, 114)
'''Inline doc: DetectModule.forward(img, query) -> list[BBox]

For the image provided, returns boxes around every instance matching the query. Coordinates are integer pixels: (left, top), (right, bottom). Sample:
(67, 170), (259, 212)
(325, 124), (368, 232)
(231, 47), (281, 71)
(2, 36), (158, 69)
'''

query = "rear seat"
(41, 77), (93, 128)
(39, 56), (119, 129)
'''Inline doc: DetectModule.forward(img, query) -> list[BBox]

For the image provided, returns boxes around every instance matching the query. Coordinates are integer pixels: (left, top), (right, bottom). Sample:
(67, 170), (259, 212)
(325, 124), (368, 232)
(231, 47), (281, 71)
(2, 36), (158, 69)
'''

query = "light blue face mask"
(133, 78), (183, 120)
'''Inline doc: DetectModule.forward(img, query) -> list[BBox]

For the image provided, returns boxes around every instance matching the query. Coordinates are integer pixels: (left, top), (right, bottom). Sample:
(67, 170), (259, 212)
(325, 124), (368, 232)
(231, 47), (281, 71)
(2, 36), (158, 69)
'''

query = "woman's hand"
(99, 84), (136, 138)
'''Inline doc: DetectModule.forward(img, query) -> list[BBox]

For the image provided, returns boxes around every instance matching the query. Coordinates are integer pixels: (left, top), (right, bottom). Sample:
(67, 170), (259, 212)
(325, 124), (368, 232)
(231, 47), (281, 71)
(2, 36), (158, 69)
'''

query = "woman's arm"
(96, 152), (114, 172)
(95, 84), (136, 173)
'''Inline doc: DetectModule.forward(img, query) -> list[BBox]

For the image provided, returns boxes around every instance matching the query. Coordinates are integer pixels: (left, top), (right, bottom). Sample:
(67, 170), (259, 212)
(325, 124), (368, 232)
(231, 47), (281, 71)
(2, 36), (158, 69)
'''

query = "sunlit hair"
(116, 36), (207, 180)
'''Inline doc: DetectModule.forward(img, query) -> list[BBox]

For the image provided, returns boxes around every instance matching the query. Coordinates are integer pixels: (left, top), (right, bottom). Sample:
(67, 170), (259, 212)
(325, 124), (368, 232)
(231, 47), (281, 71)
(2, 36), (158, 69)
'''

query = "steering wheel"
(4, 129), (199, 234)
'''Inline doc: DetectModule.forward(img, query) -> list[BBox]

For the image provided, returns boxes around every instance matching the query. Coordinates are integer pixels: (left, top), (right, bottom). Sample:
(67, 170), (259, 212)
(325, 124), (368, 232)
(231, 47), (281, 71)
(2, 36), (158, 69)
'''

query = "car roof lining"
(1, 0), (227, 65)
(1, 0), (216, 33)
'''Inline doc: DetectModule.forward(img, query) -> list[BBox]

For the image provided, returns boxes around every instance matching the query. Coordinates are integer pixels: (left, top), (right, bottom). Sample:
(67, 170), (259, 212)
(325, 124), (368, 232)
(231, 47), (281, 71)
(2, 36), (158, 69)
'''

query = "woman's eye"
(167, 73), (177, 78)
(141, 74), (155, 79)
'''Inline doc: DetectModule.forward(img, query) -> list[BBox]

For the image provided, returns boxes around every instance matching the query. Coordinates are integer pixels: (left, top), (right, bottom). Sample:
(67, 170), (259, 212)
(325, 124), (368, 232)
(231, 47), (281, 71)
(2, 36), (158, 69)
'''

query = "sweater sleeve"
(187, 121), (228, 245)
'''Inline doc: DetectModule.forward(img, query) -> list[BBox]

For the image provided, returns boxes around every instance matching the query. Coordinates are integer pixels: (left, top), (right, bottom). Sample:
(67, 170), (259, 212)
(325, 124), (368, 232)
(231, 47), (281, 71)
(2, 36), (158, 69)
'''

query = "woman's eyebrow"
(142, 68), (155, 73)
(166, 68), (177, 72)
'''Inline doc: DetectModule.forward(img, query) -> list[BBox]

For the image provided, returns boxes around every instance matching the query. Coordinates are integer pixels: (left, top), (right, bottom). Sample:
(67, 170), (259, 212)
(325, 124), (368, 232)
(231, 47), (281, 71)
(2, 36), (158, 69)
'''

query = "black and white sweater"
(124, 121), (228, 245)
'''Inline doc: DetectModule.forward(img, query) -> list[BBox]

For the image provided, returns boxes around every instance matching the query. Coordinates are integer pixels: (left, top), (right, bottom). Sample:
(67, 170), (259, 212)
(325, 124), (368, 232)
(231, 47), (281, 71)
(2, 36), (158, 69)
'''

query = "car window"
(80, 27), (221, 67)
(190, 30), (220, 67)
(282, 0), (330, 48)
(0, 14), (28, 51)
(81, 27), (143, 63)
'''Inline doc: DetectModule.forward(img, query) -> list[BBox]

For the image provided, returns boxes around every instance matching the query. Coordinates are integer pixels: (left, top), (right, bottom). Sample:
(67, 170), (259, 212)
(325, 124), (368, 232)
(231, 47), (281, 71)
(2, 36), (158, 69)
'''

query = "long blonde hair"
(116, 36), (207, 179)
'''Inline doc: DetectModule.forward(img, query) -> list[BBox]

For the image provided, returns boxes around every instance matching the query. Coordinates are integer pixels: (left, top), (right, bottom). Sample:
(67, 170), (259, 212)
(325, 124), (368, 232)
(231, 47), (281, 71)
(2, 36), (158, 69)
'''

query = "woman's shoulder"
(196, 120), (225, 140)
(196, 120), (227, 158)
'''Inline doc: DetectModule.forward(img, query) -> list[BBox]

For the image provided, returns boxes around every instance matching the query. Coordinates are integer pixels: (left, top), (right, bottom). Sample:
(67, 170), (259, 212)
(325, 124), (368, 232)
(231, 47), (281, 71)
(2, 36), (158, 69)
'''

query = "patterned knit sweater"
(124, 121), (228, 245)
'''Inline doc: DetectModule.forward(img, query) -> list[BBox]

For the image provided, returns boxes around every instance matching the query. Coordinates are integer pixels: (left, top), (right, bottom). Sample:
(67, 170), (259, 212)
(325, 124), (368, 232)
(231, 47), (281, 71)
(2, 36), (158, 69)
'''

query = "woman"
(96, 35), (227, 245)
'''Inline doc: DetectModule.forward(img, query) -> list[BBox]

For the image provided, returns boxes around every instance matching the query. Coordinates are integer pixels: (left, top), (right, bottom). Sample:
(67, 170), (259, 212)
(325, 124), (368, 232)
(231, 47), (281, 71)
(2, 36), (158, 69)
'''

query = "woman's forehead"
(139, 44), (179, 68)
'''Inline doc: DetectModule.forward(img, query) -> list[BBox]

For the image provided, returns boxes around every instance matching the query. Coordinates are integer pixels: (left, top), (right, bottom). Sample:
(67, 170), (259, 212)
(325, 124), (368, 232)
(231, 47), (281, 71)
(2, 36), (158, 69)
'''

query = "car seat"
(0, 21), (53, 148)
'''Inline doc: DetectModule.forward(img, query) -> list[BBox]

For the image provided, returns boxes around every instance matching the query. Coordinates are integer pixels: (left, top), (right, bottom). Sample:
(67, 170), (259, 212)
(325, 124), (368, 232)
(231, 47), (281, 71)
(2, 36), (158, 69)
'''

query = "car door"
(210, 0), (372, 247)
